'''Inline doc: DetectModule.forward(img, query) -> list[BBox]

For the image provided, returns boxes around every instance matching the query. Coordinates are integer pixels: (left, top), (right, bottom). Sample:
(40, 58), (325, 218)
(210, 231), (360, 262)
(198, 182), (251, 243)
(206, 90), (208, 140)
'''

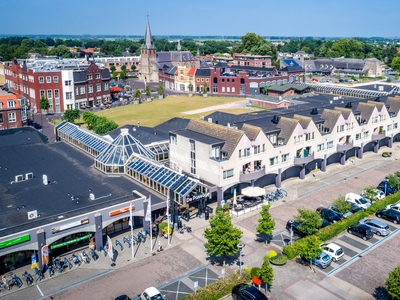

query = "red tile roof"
(187, 68), (196, 76)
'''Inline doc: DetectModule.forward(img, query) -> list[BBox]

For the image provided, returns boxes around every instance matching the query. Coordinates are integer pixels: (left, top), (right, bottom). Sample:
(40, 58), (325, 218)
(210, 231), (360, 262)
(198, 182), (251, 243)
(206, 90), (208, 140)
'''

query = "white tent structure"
(241, 186), (266, 197)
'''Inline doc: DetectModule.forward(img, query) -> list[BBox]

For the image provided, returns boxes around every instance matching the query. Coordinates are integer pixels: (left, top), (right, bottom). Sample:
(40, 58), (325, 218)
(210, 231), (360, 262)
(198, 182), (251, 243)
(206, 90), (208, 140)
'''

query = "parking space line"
(299, 161), (387, 198)
(327, 226), (400, 276)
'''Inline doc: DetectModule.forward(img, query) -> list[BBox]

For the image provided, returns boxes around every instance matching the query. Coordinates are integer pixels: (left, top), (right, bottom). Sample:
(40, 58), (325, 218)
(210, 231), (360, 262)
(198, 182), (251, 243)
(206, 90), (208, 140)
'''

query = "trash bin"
(205, 211), (210, 220)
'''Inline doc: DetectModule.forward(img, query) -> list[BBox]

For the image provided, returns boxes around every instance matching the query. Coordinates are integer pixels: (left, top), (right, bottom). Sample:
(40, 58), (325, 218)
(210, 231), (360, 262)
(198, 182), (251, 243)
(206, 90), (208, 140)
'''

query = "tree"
(258, 256), (274, 293)
(362, 187), (378, 203)
(82, 111), (98, 130)
(119, 70), (127, 79)
(331, 195), (351, 213)
(121, 65), (127, 72)
(256, 204), (275, 244)
(202, 83), (208, 94)
(391, 56), (400, 73)
(133, 87), (141, 100)
(39, 96), (50, 113)
(112, 71), (118, 79)
(203, 209), (243, 267)
(386, 265), (400, 300)
(262, 85), (268, 95)
(297, 235), (323, 272)
(294, 208), (323, 235)
(145, 84), (151, 98)
(387, 174), (400, 191)
(157, 81), (164, 96)
(188, 82), (193, 93)
(163, 42), (169, 51)
(93, 116), (118, 134)
(63, 109), (80, 123)
(110, 65), (116, 73)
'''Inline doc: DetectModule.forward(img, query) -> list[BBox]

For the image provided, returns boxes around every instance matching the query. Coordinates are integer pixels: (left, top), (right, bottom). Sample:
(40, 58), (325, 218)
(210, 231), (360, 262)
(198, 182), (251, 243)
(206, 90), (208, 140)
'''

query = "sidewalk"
(3, 131), (399, 299)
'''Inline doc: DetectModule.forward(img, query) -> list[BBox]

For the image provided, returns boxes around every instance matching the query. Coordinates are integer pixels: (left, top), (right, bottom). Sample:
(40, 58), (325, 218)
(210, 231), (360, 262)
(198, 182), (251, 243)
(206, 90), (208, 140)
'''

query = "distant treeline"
(0, 34), (398, 66)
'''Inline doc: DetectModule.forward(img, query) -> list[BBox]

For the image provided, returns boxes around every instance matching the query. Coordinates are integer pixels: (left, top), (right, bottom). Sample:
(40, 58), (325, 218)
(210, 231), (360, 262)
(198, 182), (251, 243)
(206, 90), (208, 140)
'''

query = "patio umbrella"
(110, 82), (116, 87)
(233, 189), (237, 206)
(117, 83), (124, 88)
(241, 186), (266, 197)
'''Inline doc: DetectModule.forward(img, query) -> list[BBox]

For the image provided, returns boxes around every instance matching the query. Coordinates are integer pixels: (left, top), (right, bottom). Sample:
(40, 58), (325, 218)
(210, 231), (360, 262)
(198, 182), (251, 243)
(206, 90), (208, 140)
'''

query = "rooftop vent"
(375, 97), (380, 102)
(271, 115), (280, 124)
(345, 102), (352, 108)
(310, 108), (318, 115)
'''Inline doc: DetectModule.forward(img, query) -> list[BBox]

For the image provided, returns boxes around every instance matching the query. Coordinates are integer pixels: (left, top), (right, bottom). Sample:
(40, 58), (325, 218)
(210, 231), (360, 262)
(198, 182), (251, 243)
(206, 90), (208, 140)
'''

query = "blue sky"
(1, 0), (399, 37)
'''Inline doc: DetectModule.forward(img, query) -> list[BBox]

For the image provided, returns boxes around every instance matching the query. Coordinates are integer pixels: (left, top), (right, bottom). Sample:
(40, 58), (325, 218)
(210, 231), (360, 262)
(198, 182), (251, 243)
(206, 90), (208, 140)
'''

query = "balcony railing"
(239, 167), (265, 182)
(336, 141), (354, 152)
(294, 152), (314, 165)
(372, 132), (386, 141)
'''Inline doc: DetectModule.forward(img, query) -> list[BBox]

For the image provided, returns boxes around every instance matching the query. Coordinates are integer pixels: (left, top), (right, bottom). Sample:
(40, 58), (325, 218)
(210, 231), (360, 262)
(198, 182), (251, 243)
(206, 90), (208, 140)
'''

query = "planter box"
(203, 94), (208, 98)
(158, 95), (163, 100)
(189, 93), (193, 97)
(147, 98), (152, 102)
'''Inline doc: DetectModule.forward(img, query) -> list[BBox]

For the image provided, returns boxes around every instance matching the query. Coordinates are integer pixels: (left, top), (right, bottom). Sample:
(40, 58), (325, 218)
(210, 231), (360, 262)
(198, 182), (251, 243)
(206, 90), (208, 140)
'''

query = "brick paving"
(3, 119), (400, 300)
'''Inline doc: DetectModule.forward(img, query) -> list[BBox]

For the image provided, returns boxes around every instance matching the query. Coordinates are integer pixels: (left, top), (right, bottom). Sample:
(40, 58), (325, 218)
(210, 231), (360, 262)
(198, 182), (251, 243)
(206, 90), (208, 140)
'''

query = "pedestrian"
(49, 297), (54, 300)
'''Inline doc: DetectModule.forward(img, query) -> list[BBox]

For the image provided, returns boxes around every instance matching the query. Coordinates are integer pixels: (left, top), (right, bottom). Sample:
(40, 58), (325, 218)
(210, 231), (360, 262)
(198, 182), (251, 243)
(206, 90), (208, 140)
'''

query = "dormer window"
(7, 100), (15, 108)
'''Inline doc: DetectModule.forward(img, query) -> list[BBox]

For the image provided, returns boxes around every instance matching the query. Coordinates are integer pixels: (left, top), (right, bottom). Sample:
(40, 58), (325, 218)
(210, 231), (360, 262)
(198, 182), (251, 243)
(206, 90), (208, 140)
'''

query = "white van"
(345, 193), (371, 210)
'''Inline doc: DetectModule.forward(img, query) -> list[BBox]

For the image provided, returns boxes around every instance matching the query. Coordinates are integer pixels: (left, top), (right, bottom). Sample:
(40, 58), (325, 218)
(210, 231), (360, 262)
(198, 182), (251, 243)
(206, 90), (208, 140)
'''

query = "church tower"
(139, 17), (158, 82)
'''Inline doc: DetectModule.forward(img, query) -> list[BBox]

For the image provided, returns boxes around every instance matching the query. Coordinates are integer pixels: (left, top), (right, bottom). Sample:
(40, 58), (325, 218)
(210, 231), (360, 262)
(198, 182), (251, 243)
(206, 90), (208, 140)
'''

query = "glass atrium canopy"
(95, 128), (154, 173)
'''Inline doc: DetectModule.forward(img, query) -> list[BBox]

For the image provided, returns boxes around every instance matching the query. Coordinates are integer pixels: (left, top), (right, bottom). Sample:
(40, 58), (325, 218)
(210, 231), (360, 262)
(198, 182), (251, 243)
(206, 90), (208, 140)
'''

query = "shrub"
(250, 267), (261, 277)
(284, 184), (400, 260)
(267, 250), (277, 259)
(158, 222), (168, 231)
(269, 253), (287, 266)
(181, 270), (251, 300)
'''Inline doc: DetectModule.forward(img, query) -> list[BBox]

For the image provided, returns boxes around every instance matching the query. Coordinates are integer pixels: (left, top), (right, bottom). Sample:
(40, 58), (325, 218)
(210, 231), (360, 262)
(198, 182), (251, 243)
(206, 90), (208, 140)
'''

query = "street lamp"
(237, 243), (245, 276)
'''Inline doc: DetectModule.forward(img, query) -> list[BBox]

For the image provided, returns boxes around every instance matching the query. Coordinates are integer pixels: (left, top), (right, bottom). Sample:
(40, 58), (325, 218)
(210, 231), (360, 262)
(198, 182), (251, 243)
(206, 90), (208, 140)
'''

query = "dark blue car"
(377, 181), (396, 195)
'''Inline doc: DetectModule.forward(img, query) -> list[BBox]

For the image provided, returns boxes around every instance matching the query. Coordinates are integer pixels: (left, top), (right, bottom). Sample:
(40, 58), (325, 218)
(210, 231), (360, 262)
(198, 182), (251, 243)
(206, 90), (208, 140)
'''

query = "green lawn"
(95, 95), (248, 127)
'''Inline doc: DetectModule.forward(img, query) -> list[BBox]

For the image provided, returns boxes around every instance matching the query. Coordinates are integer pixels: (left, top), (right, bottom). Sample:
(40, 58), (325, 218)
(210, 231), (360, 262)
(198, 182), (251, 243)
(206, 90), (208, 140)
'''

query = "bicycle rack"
(131, 234), (139, 244)
(34, 267), (43, 281)
(115, 239), (123, 251)
(64, 257), (73, 270)
(99, 245), (107, 257)
(123, 237), (131, 248)
(82, 251), (91, 263)
(13, 275), (22, 288)
(138, 231), (146, 243)
(90, 248), (99, 261)
(71, 253), (81, 266)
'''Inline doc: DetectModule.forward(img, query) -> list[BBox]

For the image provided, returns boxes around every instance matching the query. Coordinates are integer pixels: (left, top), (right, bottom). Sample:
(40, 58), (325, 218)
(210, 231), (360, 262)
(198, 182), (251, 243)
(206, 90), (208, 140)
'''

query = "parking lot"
(270, 215), (400, 277)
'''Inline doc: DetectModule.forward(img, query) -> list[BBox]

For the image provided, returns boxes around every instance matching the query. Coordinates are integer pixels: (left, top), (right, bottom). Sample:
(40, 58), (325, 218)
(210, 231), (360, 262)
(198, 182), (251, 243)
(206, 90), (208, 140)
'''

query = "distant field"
(95, 95), (249, 127)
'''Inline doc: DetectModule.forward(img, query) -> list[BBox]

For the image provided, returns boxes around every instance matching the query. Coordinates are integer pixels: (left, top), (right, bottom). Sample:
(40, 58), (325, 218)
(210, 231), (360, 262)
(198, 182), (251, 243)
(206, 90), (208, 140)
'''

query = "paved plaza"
(2, 117), (400, 299)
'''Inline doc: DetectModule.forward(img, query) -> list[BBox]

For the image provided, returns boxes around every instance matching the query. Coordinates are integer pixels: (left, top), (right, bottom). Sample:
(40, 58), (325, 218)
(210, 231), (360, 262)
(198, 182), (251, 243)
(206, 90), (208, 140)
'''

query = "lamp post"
(237, 243), (245, 276)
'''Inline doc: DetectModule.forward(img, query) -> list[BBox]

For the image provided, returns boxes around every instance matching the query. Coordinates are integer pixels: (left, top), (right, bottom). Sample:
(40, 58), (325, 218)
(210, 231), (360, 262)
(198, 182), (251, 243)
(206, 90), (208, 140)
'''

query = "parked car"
(386, 204), (400, 212)
(286, 219), (308, 236)
(376, 209), (400, 224)
(328, 204), (353, 218)
(377, 181), (396, 195)
(140, 287), (165, 300)
(286, 218), (330, 236)
(359, 218), (390, 236)
(321, 243), (344, 262)
(347, 224), (374, 240)
(302, 251), (332, 269)
(361, 189), (385, 201)
(345, 193), (371, 210)
(316, 208), (343, 223)
(232, 283), (268, 300)
(349, 202), (363, 213)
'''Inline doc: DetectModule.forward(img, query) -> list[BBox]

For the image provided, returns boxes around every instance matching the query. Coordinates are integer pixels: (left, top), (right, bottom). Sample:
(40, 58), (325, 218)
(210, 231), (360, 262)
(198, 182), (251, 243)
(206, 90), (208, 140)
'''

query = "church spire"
(177, 40), (181, 51)
(141, 15), (156, 50)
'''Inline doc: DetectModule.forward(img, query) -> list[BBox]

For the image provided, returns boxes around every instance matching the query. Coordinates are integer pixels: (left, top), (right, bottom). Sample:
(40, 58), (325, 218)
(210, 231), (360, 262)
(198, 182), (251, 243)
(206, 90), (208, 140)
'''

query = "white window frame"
(223, 168), (234, 180)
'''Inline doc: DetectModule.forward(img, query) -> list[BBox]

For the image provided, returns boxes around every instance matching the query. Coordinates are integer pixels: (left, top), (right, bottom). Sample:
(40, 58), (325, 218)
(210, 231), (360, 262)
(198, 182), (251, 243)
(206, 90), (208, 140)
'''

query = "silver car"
(359, 218), (390, 236)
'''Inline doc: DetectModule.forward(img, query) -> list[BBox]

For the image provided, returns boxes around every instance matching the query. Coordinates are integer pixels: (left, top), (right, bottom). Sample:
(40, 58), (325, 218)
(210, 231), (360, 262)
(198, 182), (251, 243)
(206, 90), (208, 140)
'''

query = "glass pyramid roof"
(96, 128), (154, 165)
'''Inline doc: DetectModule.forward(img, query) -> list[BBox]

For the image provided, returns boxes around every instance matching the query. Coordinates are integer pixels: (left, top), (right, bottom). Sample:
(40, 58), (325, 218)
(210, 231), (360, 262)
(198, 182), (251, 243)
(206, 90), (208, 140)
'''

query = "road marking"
(299, 161), (387, 198)
(36, 285), (44, 296)
(327, 226), (400, 276)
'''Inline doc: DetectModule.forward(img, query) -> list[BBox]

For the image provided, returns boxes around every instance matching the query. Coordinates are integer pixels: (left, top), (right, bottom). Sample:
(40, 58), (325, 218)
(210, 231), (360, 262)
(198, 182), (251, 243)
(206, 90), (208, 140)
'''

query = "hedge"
(283, 190), (400, 260)
(181, 270), (251, 300)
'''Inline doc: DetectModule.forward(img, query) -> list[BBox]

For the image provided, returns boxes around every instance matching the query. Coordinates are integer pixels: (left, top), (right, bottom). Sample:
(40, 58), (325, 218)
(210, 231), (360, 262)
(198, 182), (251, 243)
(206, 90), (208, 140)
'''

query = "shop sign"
(51, 218), (89, 234)
(50, 233), (92, 250)
(109, 205), (135, 217)
(0, 234), (30, 249)
(186, 192), (210, 202)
